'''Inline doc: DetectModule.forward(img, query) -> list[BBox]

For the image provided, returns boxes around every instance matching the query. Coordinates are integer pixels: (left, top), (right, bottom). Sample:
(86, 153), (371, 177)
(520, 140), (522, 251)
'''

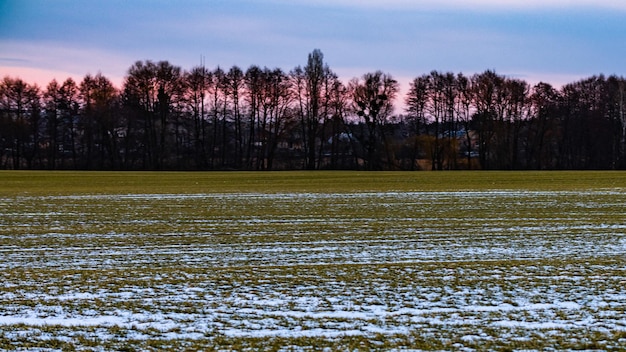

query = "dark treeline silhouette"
(2, 50), (626, 170)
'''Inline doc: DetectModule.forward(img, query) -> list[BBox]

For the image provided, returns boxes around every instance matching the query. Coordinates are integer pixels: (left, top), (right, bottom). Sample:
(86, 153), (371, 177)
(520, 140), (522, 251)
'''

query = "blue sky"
(1, 0), (625, 92)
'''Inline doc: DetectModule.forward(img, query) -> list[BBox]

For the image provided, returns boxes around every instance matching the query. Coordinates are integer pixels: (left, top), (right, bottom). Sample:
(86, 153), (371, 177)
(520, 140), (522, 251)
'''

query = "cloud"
(0, 57), (30, 64)
(283, 0), (626, 10)
(2, 0), (623, 92)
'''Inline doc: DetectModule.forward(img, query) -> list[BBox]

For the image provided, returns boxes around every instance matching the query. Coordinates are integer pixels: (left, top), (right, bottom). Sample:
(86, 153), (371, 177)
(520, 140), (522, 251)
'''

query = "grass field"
(1, 171), (625, 350)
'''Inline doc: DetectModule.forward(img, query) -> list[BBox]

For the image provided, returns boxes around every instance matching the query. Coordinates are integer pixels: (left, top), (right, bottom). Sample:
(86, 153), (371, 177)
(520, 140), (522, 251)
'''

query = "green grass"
(0, 171), (625, 350)
(2, 170), (626, 195)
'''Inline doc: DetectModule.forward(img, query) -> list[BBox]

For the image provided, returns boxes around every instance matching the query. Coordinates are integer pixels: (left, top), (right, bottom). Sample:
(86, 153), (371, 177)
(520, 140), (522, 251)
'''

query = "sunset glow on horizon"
(1, 0), (625, 91)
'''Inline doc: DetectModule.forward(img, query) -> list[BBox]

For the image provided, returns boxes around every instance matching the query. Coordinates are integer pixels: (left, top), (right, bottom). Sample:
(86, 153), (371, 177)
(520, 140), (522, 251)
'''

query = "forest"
(1, 49), (626, 171)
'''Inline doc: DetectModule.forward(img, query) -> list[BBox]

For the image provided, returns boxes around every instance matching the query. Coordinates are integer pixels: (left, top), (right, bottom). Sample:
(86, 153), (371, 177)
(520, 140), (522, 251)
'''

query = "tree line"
(2, 49), (626, 170)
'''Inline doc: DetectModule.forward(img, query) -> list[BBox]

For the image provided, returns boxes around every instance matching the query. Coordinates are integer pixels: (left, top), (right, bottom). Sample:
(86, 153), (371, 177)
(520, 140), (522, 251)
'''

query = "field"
(1, 171), (626, 351)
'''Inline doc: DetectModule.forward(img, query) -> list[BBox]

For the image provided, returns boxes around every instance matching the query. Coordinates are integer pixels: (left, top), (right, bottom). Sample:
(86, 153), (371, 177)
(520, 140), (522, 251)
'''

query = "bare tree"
(405, 75), (429, 170)
(502, 78), (530, 169)
(471, 70), (506, 169)
(79, 73), (120, 169)
(528, 82), (561, 169)
(606, 76), (626, 168)
(245, 65), (263, 169)
(0, 77), (41, 169)
(227, 66), (246, 167)
(291, 49), (333, 170)
(124, 60), (183, 169)
(327, 77), (349, 169)
(44, 79), (81, 169)
(349, 71), (398, 170)
(455, 73), (475, 168)
(183, 65), (212, 168)
(44, 79), (62, 169)
(261, 68), (294, 170)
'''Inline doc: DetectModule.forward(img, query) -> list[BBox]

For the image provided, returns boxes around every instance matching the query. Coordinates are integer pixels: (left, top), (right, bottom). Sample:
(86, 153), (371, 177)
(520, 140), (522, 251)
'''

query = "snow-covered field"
(1, 189), (625, 350)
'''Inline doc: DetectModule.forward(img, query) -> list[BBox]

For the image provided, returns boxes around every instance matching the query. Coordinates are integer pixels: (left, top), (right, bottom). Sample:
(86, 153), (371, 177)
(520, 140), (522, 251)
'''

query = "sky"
(1, 0), (626, 97)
